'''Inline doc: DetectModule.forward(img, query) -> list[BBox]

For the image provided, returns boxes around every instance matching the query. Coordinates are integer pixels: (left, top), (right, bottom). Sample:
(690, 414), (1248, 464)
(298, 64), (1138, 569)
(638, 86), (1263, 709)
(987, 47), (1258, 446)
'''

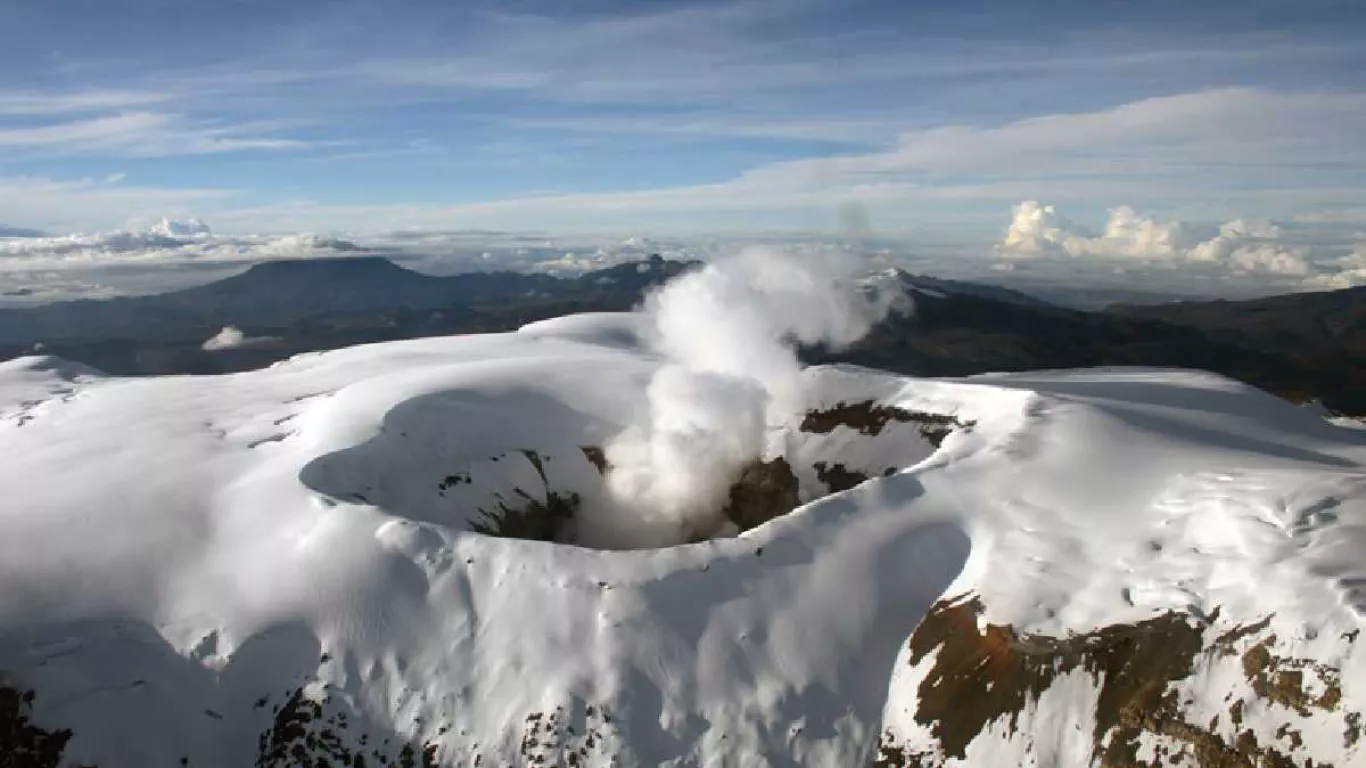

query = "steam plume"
(581, 246), (903, 548)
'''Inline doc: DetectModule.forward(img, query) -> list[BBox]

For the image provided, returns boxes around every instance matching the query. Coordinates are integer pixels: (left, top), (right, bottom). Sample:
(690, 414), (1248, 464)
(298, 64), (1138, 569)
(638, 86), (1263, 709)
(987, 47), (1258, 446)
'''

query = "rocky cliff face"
(879, 595), (1362, 767)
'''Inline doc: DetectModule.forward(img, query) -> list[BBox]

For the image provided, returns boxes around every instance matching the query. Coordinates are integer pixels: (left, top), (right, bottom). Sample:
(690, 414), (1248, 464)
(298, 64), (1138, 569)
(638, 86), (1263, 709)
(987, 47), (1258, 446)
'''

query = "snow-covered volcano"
(2, 310), (1365, 767)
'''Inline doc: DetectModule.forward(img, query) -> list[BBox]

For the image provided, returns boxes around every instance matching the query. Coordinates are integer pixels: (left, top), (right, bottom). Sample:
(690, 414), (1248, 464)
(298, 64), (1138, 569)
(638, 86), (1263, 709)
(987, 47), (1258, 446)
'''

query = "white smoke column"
(591, 246), (904, 548)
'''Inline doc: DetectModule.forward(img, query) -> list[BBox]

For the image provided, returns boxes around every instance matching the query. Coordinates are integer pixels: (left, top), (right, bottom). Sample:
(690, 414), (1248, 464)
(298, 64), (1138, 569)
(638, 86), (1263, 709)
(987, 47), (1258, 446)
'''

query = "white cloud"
(0, 113), (307, 157)
(994, 200), (1335, 284)
(164, 88), (1365, 236)
(997, 201), (1186, 260)
(145, 218), (213, 238)
(1226, 244), (1312, 277)
(1293, 208), (1366, 226)
(505, 112), (899, 144)
(352, 2), (1352, 114)
(357, 1), (837, 104)
(4, 88), (1364, 237)
(1187, 219), (1281, 262)
(0, 220), (725, 303)
(998, 200), (1077, 256)
(202, 326), (277, 351)
(0, 176), (233, 233)
(1303, 244), (1366, 290)
(1073, 207), (1185, 259)
(0, 220), (361, 274)
(1186, 220), (1311, 276)
(0, 90), (172, 115)
(728, 88), (1366, 206)
(202, 326), (247, 350)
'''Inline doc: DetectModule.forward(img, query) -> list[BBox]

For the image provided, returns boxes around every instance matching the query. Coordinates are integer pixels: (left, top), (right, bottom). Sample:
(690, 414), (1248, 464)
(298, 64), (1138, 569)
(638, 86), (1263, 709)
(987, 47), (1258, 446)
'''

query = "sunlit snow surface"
(1, 313), (1364, 766)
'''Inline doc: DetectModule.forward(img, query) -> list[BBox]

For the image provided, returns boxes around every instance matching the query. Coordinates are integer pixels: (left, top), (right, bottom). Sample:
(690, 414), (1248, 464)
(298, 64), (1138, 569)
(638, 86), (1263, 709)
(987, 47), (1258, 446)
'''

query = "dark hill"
(155, 257), (555, 325)
(1109, 286), (1366, 359)
(812, 286), (1366, 415)
(895, 271), (1055, 308)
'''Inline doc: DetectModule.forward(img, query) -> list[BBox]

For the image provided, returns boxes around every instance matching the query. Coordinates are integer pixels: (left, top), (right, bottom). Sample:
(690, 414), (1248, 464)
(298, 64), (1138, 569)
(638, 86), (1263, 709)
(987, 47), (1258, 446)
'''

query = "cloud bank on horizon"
(1, 202), (1364, 306)
(995, 201), (1366, 291)
(1, 0), (1364, 298)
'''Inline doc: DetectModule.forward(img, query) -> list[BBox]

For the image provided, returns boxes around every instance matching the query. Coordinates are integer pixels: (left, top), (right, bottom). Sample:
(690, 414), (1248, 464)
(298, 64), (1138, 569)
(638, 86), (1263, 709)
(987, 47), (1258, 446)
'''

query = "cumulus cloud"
(1188, 220), (1311, 276)
(995, 200), (1336, 284)
(998, 200), (1076, 256)
(146, 218), (212, 238)
(1076, 206), (1185, 259)
(998, 201), (1185, 260)
(1303, 244), (1366, 290)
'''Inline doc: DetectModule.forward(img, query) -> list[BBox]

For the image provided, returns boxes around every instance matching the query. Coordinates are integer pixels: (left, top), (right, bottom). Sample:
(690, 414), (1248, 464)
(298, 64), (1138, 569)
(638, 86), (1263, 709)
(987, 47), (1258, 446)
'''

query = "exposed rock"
(1241, 635), (1342, 717)
(813, 461), (870, 493)
(800, 401), (972, 446)
(721, 457), (801, 532)
(516, 703), (619, 766)
(467, 449), (581, 542)
(255, 682), (443, 768)
(519, 449), (548, 484)
(0, 679), (91, 768)
(878, 594), (1362, 767)
(579, 445), (608, 475)
(471, 488), (581, 542)
(437, 470), (470, 490)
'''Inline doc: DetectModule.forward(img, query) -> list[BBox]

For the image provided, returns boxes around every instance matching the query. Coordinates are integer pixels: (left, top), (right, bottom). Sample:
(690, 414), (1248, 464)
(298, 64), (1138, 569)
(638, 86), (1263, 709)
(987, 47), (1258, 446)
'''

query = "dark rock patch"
(470, 488), (582, 543)
(800, 401), (972, 446)
(813, 461), (870, 493)
(877, 594), (1359, 767)
(517, 703), (619, 766)
(721, 457), (800, 533)
(0, 679), (93, 768)
(437, 470), (470, 491)
(580, 446), (608, 475)
(255, 683), (442, 768)
(1241, 635), (1342, 717)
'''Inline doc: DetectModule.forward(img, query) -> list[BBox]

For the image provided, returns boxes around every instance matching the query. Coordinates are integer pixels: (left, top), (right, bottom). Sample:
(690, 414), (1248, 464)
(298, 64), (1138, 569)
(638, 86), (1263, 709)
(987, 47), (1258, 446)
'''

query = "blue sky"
(1, 0), (1365, 239)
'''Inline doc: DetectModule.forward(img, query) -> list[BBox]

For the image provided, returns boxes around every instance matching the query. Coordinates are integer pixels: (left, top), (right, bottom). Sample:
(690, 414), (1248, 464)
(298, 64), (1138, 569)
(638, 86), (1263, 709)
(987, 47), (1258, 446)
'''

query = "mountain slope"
(1110, 287), (1366, 406)
(1, 316), (1363, 766)
(890, 270), (1056, 308)
(822, 286), (1366, 414)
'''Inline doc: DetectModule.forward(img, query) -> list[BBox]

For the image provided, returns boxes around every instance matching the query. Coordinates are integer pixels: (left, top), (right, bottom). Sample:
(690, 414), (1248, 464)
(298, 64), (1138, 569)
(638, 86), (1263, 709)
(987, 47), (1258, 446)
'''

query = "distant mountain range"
(0, 225), (45, 238)
(2, 255), (1362, 414)
(0, 257), (561, 344)
(0, 255), (705, 342)
(0, 256), (1050, 348)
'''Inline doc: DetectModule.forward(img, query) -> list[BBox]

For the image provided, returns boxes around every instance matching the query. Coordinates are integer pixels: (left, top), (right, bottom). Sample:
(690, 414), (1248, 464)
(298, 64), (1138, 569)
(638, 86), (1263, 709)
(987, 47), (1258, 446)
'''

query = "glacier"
(1, 312), (1363, 766)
